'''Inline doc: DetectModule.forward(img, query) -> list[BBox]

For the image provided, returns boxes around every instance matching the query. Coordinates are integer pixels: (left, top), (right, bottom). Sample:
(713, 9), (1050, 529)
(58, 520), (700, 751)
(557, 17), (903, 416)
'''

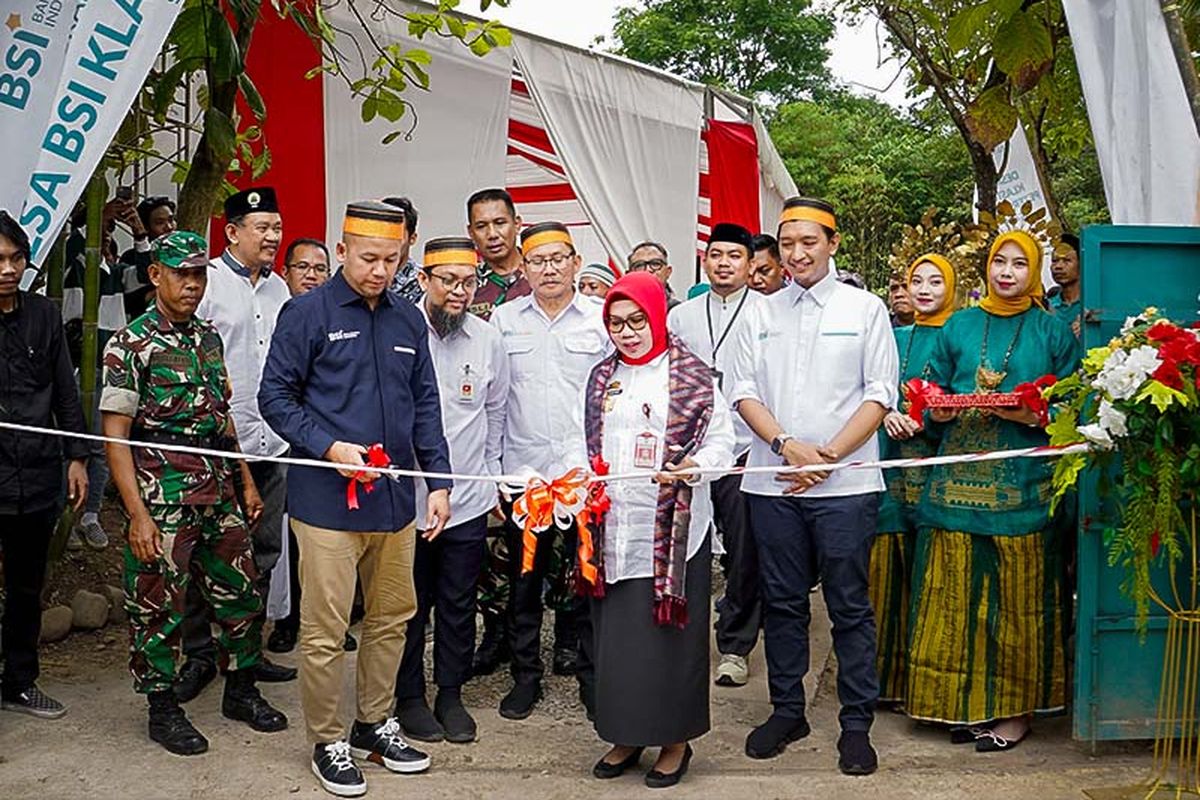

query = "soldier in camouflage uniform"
(99, 231), (287, 756)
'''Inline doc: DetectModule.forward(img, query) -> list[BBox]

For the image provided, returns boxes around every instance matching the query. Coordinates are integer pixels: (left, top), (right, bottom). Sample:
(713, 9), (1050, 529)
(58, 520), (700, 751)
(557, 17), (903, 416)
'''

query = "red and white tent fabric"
(240, 2), (796, 296)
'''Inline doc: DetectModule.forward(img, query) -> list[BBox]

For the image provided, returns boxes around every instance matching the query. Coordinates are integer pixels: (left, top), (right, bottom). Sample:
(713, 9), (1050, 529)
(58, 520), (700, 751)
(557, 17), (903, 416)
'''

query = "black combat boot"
(222, 668), (288, 732)
(147, 690), (208, 756)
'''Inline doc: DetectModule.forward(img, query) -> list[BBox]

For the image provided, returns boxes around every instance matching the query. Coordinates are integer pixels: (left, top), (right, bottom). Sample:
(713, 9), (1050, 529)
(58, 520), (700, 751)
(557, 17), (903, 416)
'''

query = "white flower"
(1124, 345), (1163, 377)
(1094, 364), (1143, 401)
(1097, 400), (1128, 437)
(1079, 423), (1115, 449)
(1120, 315), (1141, 335)
(1101, 348), (1128, 371)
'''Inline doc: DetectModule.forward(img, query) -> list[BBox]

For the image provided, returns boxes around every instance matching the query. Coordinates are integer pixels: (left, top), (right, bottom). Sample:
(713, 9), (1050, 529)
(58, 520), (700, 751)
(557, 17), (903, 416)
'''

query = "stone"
(102, 586), (126, 625)
(40, 606), (73, 643)
(71, 590), (110, 630)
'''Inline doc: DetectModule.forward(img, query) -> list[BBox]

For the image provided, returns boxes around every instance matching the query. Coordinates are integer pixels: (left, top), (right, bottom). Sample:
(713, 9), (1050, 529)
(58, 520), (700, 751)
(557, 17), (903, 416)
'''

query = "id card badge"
(458, 364), (476, 403)
(633, 431), (659, 469)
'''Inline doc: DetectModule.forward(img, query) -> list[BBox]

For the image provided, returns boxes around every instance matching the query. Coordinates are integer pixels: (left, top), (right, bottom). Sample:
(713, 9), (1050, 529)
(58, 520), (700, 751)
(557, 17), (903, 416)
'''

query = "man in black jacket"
(0, 210), (89, 719)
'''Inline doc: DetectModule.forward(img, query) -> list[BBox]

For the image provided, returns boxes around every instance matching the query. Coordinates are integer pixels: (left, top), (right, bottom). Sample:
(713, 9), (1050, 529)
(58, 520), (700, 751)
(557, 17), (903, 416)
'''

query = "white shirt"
(730, 270), (898, 498)
(594, 353), (735, 583)
(668, 286), (762, 456)
(416, 304), (510, 525)
(197, 252), (290, 457)
(491, 291), (611, 476)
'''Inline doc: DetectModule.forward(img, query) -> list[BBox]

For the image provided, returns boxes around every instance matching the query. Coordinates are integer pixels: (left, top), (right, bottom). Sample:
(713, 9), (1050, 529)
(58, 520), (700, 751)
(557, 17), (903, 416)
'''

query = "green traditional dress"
(905, 306), (1078, 724)
(870, 323), (941, 703)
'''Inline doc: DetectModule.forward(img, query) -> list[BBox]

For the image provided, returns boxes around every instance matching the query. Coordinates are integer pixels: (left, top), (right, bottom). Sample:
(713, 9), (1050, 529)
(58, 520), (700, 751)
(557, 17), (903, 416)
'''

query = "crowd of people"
(0, 183), (1087, 796)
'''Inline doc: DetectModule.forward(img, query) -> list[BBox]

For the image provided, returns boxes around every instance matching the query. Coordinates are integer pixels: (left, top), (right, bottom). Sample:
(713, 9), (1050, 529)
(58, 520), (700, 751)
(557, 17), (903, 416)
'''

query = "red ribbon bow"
(346, 443), (390, 511)
(1013, 375), (1058, 428)
(901, 378), (944, 424)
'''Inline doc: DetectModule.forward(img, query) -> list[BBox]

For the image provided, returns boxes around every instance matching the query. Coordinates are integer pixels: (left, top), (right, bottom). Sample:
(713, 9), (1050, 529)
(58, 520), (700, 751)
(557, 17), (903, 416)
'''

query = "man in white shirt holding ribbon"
(394, 237), (510, 745)
(730, 197), (898, 777)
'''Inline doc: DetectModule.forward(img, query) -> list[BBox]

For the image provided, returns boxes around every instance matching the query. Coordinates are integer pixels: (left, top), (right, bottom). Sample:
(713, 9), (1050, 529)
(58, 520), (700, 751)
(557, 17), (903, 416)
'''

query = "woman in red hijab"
(577, 272), (734, 788)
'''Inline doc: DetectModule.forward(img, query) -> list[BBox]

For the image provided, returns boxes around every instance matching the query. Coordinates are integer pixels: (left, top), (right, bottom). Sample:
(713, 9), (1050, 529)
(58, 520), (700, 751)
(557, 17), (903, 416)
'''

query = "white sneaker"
(715, 653), (749, 687)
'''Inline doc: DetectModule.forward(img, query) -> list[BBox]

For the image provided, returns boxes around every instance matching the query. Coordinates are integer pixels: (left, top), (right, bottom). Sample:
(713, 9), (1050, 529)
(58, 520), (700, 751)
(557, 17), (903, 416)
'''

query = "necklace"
(976, 312), (1027, 393)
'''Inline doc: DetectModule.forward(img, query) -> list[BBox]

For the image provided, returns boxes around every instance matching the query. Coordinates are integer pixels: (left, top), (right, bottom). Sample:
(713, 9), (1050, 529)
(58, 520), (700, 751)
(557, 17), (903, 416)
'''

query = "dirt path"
(0, 590), (1153, 799)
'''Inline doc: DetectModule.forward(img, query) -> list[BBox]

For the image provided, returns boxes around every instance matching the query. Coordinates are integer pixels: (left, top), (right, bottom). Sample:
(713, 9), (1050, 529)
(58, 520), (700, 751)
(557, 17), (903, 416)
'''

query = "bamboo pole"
(80, 171), (106, 429)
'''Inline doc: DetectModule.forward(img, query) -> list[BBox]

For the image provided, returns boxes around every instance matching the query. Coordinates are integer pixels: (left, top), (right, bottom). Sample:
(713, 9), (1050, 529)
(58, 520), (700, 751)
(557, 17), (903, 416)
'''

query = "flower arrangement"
(1046, 308), (1200, 628)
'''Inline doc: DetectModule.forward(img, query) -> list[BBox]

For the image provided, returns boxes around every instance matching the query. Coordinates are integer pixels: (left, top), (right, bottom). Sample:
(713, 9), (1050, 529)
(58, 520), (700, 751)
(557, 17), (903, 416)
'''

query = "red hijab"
(603, 271), (669, 365)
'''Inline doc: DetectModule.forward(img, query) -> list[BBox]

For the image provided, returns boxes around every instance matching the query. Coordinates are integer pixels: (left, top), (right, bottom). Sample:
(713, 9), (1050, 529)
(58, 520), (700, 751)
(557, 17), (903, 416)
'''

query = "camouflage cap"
(153, 230), (209, 269)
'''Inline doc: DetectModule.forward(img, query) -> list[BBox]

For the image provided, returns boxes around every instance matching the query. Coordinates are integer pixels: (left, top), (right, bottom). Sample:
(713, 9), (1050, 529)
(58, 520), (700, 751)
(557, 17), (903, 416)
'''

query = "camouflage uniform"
(100, 233), (263, 695)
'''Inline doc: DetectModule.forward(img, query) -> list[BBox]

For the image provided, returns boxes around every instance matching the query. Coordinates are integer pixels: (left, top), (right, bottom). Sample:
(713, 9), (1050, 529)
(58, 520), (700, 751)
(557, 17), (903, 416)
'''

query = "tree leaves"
(994, 10), (1054, 93)
(946, 0), (1022, 53)
(965, 85), (1018, 151)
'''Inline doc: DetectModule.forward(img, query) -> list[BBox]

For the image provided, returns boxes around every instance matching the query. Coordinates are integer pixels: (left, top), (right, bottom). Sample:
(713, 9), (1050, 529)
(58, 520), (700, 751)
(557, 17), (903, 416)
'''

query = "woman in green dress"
(870, 253), (960, 708)
(905, 230), (1079, 751)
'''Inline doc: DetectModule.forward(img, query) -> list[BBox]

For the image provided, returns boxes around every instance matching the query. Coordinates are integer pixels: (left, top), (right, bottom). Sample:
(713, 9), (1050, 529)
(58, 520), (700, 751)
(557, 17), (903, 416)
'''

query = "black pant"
(395, 514), (489, 700)
(713, 471), (760, 656)
(748, 493), (880, 732)
(503, 508), (589, 686)
(0, 507), (56, 697)
(275, 526), (302, 636)
(182, 460), (286, 663)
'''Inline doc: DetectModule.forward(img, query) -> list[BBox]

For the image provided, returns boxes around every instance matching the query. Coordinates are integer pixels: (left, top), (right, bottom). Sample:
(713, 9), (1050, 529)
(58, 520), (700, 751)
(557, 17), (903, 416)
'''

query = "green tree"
(769, 92), (974, 289)
(608, 0), (835, 104)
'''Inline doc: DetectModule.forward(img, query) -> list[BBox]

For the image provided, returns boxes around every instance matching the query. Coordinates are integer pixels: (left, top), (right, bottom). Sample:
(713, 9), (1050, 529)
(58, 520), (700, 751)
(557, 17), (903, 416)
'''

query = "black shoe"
(396, 698), (444, 742)
(552, 647), (578, 676)
(254, 657), (298, 683)
(837, 730), (878, 775)
(499, 680), (542, 720)
(343, 632), (358, 652)
(173, 658), (217, 704)
(222, 670), (288, 732)
(147, 690), (208, 756)
(312, 741), (366, 797)
(974, 727), (1029, 753)
(593, 746), (644, 779)
(349, 717), (431, 773)
(435, 691), (477, 744)
(1, 684), (67, 719)
(645, 744), (693, 789)
(267, 626), (297, 654)
(949, 724), (989, 745)
(471, 630), (510, 677)
(745, 714), (811, 759)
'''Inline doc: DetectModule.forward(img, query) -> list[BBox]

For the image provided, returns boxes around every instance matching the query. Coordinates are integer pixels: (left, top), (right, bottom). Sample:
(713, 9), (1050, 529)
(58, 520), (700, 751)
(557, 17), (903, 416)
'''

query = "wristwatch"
(770, 433), (793, 456)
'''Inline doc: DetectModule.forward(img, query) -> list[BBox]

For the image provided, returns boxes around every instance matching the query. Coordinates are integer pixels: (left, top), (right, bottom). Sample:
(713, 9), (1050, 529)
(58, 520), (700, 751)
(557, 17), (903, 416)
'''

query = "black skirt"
(591, 534), (711, 746)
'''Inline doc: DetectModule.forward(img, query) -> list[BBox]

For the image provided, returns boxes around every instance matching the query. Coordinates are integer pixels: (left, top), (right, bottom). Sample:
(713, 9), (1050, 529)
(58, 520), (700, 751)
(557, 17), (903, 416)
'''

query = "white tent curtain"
(514, 34), (705, 296)
(322, 1), (513, 247)
(1063, 0), (1200, 225)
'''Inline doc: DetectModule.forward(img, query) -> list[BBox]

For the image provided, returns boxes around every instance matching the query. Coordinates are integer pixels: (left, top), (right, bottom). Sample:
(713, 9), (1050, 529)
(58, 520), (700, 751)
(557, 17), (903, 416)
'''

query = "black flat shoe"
(975, 728), (1029, 752)
(254, 658), (298, 683)
(592, 746), (644, 779)
(266, 626), (297, 654)
(645, 744), (692, 789)
(949, 725), (989, 744)
(745, 714), (810, 759)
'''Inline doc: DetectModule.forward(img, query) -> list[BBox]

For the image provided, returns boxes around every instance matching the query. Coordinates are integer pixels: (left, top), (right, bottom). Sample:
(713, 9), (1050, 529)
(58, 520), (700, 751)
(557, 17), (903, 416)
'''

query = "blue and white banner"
(0, 0), (81, 214)
(17, 0), (182, 267)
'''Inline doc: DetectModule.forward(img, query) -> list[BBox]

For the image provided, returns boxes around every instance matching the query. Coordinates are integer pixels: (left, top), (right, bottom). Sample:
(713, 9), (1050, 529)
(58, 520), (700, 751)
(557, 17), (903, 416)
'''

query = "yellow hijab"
(979, 230), (1043, 317)
(907, 253), (957, 327)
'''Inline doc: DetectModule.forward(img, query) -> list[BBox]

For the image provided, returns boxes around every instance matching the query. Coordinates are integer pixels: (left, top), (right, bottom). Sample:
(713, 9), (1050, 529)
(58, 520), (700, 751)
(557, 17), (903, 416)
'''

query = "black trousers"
(0, 507), (56, 697)
(503, 506), (590, 687)
(395, 514), (489, 700)
(182, 460), (286, 663)
(275, 526), (302, 636)
(713, 470), (761, 656)
(748, 492), (880, 732)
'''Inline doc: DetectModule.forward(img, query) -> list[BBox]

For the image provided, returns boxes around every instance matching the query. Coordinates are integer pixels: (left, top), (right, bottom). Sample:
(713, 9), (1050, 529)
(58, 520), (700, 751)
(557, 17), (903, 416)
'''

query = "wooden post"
(80, 171), (106, 429)
(1160, 0), (1200, 139)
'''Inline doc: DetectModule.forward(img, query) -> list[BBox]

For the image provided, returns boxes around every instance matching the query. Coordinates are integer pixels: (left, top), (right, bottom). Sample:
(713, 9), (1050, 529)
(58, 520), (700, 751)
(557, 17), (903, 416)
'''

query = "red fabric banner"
(703, 120), (760, 235)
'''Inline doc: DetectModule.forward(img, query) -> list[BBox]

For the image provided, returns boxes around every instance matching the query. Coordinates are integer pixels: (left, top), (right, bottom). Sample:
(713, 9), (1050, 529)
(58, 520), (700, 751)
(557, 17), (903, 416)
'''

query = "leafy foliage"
(608, 0), (835, 105)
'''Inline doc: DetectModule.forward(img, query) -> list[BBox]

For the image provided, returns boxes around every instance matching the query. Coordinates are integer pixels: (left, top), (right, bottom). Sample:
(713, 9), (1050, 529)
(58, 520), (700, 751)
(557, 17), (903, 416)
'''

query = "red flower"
(1160, 334), (1200, 367)
(1151, 530), (1161, 558)
(1152, 357), (1185, 390)
(1148, 321), (1186, 342)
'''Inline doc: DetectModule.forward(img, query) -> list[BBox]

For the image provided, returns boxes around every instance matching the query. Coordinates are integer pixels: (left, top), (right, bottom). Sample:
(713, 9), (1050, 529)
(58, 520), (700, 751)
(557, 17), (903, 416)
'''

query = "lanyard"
(705, 288), (749, 360)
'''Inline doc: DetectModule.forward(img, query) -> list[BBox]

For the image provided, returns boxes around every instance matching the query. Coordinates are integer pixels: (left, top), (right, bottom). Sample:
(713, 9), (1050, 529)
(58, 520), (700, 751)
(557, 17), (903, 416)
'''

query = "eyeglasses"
(425, 270), (479, 293)
(606, 311), (650, 333)
(287, 261), (329, 275)
(629, 258), (668, 274)
(525, 252), (574, 270)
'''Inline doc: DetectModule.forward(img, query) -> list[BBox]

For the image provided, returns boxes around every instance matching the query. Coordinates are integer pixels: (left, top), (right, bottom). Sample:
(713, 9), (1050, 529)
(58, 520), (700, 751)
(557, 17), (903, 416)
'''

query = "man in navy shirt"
(260, 201), (451, 798)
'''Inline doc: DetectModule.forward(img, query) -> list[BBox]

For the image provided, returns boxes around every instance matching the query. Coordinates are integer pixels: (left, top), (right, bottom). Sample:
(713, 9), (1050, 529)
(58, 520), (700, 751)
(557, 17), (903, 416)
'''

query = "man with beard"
(467, 189), (530, 320)
(490, 221), (610, 720)
(394, 237), (510, 745)
(179, 187), (296, 703)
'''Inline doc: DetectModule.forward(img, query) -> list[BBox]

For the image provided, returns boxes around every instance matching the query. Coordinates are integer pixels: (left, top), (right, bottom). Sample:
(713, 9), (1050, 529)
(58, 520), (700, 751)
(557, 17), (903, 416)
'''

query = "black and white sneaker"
(1, 685), (67, 719)
(349, 716), (431, 774)
(312, 741), (367, 797)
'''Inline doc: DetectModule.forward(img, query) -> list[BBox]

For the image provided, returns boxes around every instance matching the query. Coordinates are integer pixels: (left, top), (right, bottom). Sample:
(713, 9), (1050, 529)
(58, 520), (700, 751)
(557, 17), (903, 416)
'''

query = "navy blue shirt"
(258, 272), (452, 532)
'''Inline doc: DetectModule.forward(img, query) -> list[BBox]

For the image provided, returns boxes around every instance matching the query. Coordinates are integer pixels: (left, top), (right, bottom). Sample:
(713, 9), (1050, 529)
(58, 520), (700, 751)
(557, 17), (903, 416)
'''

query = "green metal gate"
(1074, 224), (1200, 742)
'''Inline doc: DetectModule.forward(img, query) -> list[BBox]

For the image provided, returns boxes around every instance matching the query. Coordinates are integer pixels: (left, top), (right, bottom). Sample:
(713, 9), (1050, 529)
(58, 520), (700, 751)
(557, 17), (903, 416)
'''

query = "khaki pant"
(293, 519), (417, 743)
